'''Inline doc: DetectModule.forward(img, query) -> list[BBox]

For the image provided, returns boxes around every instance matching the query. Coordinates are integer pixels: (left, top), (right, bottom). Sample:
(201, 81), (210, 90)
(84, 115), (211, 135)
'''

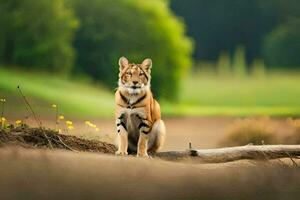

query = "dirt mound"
(0, 126), (117, 154)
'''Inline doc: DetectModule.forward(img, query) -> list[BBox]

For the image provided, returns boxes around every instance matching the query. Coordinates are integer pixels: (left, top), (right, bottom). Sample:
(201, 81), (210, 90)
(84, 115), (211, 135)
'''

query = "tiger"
(115, 56), (166, 157)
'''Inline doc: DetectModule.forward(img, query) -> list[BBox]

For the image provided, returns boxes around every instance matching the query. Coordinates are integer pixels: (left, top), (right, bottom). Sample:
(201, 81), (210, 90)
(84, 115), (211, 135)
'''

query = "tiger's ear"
(119, 56), (129, 71)
(141, 58), (152, 73)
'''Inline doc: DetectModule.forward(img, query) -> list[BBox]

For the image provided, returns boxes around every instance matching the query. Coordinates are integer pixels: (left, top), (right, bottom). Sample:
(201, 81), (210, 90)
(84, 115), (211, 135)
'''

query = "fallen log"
(156, 145), (300, 163)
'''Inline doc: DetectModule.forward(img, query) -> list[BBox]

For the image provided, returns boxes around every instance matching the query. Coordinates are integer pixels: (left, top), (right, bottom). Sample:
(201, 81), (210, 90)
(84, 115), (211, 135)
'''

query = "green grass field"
(165, 71), (300, 116)
(0, 68), (114, 118)
(0, 67), (300, 118)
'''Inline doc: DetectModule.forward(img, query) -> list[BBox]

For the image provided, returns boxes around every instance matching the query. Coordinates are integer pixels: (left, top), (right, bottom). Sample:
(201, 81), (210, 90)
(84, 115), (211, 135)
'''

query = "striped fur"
(115, 57), (166, 157)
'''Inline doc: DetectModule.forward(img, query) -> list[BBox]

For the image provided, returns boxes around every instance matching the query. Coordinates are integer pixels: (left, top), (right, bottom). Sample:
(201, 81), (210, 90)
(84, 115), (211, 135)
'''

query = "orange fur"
(115, 57), (166, 157)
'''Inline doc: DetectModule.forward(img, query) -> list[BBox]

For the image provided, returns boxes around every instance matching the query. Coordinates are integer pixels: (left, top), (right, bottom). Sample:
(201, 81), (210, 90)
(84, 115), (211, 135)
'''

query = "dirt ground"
(13, 117), (292, 151)
(1, 119), (300, 200)
(1, 147), (300, 200)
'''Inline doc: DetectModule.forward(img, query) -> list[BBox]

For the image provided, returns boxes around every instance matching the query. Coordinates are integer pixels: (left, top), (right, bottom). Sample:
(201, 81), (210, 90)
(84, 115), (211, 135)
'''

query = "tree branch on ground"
(156, 145), (300, 163)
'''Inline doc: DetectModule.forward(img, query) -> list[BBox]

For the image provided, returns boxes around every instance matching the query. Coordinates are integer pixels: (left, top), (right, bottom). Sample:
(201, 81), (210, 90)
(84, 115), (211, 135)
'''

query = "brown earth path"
(11, 117), (291, 151)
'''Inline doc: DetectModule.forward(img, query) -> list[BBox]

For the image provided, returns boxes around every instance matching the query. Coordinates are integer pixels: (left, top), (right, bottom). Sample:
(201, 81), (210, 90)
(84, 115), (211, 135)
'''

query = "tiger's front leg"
(137, 118), (152, 157)
(115, 114), (128, 156)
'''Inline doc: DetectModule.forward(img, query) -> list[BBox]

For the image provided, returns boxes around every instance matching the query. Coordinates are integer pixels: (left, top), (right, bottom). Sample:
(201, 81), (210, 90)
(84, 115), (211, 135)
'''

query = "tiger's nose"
(133, 81), (138, 85)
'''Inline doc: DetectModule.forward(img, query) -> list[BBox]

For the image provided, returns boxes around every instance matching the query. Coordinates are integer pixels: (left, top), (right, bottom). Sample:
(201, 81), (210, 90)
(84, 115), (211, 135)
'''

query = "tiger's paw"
(136, 152), (149, 158)
(115, 151), (128, 156)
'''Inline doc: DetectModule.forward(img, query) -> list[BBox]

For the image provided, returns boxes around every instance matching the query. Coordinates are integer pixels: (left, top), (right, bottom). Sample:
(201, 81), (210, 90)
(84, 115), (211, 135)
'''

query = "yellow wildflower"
(0, 98), (6, 102)
(85, 121), (96, 127)
(67, 125), (74, 130)
(52, 104), (57, 108)
(66, 120), (73, 125)
(1, 117), (6, 122)
(58, 115), (65, 120)
(15, 120), (22, 125)
(58, 129), (62, 133)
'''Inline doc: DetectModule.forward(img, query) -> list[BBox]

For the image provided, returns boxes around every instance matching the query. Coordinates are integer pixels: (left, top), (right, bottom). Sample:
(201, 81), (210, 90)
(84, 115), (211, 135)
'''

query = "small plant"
(1, 117), (6, 129)
(85, 120), (100, 132)
(219, 117), (277, 147)
(15, 120), (22, 127)
(1, 98), (6, 128)
(51, 103), (68, 133)
(66, 120), (74, 130)
(17, 86), (42, 127)
(56, 115), (65, 133)
(52, 104), (59, 130)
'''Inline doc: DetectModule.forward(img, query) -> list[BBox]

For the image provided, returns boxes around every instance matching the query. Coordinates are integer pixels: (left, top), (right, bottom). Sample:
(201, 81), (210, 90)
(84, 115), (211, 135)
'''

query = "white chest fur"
(120, 107), (146, 119)
(127, 95), (140, 105)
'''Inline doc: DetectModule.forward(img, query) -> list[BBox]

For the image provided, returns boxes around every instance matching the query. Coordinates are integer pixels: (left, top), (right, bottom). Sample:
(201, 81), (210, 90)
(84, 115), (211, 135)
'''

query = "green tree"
(170, 0), (279, 63)
(70, 0), (193, 99)
(262, 19), (300, 68)
(0, 0), (78, 74)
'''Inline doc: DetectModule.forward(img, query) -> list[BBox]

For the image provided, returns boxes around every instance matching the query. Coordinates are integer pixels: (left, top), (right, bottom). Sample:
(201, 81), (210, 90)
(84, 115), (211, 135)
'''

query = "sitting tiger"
(115, 56), (166, 157)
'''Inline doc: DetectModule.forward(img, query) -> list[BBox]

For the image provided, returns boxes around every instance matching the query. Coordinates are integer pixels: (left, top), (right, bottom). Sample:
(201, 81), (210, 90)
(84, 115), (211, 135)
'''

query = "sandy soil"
(1, 120), (299, 200)
(0, 147), (300, 200)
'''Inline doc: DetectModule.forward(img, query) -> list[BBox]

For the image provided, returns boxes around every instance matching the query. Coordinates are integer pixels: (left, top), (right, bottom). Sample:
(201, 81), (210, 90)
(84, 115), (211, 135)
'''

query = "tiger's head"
(118, 56), (152, 95)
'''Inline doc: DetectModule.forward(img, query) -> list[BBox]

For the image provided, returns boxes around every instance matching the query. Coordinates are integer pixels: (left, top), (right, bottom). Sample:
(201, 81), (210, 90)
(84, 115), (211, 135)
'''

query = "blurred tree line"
(1, 0), (299, 100)
(171, 0), (300, 68)
(70, 0), (192, 99)
(0, 0), (193, 99)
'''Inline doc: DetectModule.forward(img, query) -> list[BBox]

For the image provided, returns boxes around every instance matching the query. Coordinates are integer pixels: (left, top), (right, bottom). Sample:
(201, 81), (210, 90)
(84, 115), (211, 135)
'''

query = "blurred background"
(0, 0), (300, 150)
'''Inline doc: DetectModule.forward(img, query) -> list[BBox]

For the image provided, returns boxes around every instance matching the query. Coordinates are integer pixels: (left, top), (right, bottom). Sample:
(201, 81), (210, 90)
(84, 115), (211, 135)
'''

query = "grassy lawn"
(0, 67), (114, 118)
(162, 71), (300, 117)
(0, 67), (300, 118)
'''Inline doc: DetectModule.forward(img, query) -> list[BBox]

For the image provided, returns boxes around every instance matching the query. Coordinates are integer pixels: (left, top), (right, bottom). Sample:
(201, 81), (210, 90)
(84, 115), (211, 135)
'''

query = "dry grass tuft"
(284, 118), (300, 144)
(219, 117), (277, 147)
